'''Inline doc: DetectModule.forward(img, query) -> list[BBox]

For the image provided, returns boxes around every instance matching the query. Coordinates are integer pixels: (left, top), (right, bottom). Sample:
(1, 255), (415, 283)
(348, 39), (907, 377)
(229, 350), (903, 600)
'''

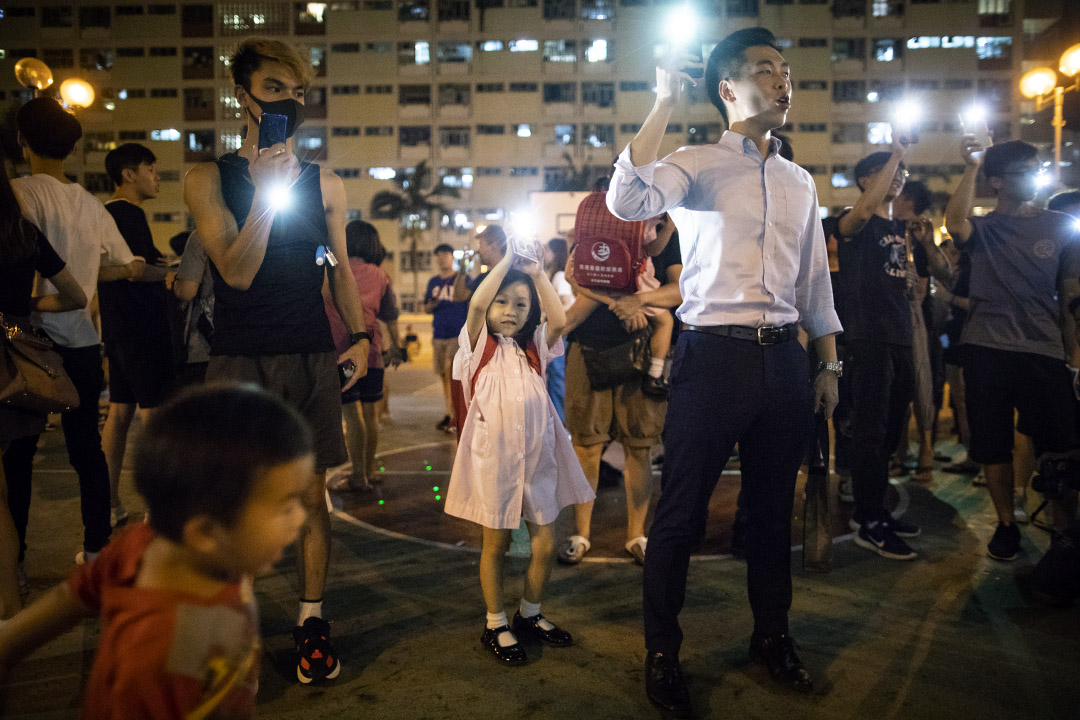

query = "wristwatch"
(349, 331), (372, 345)
(817, 360), (844, 377)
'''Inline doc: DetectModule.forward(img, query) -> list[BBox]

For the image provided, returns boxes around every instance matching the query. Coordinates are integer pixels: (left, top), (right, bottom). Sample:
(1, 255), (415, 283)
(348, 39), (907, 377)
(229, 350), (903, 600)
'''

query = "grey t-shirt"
(175, 231), (215, 364)
(960, 210), (1079, 360)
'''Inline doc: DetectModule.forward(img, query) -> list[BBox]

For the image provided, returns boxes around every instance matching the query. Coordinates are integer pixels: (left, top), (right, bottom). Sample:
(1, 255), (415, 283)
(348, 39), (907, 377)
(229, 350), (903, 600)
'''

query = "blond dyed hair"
(229, 38), (315, 91)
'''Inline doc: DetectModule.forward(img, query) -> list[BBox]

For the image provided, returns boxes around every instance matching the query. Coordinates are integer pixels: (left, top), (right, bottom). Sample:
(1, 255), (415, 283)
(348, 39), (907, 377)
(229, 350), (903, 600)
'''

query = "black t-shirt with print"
(836, 212), (912, 346)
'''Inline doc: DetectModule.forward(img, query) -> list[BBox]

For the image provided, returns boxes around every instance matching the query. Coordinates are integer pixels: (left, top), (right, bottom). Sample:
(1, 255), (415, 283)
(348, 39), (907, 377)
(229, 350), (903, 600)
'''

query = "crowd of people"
(0, 28), (1078, 719)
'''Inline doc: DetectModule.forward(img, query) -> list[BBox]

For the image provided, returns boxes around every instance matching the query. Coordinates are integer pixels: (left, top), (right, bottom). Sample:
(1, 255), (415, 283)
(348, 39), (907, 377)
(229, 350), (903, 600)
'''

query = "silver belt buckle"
(757, 326), (780, 345)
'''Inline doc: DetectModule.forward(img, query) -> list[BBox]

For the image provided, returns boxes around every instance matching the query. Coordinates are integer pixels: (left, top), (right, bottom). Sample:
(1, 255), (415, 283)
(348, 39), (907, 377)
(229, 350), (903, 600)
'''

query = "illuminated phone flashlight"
(663, 2), (703, 78)
(893, 98), (922, 145)
(266, 182), (293, 211)
(509, 209), (542, 264)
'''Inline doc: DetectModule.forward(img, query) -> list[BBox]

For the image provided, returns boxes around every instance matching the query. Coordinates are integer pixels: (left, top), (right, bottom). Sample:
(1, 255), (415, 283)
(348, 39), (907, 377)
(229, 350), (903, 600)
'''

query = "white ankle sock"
(648, 358), (665, 378)
(297, 600), (323, 625)
(486, 611), (517, 647)
(519, 600), (555, 630)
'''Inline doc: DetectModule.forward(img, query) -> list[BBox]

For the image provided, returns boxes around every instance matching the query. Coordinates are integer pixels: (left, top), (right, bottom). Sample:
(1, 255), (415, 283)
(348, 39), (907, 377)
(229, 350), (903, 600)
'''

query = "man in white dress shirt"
(607, 28), (842, 715)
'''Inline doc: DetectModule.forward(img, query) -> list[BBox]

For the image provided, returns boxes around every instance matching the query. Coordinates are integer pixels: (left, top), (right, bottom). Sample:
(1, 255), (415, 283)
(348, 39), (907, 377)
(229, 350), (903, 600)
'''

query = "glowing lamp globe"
(59, 78), (95, 109)
(1059, 43), (1080, 78)
(14, 58), (53, 91)
(1020, 68), (1058, 99)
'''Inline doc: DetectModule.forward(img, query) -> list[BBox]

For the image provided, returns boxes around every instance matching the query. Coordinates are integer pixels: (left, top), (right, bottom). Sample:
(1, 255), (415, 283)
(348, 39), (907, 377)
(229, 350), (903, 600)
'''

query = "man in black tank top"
(184, 38), (369, 684)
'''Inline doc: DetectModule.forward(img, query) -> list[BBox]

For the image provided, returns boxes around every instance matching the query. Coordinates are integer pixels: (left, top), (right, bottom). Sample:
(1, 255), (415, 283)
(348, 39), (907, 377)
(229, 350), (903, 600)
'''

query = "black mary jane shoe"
(480, 625), (528, 666)
(749, 633), (814, 693)
(511, 611), (573, 647)
(645, 651), (691, 718)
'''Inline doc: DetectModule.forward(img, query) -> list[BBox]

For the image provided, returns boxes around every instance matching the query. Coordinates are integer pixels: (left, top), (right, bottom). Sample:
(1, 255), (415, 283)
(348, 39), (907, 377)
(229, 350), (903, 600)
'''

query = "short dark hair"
(105, 143), (156, 186)
(134, 384), (314, 543)
(477, 224), (507, 254)
(854, 151), (902, 190)
(345, 220), (383, 263)
(983, 140), (1038, 180)
(16, 98), (82, 160)
(434, 243), (455, 254)
(705, 27), (781, 126)
(901, 180), (932, 215)
(1048, 190), (1080, 213)
(495, 269), (541, 350)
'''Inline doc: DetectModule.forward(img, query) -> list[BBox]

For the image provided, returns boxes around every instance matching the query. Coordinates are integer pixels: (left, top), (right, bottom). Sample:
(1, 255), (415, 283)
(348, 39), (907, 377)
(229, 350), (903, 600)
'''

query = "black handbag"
(579, 326), (653, 391)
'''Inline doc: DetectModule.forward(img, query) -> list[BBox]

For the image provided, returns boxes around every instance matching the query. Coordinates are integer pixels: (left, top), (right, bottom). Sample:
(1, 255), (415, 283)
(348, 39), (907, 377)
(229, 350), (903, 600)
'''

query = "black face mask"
(247, 92), (305, 138)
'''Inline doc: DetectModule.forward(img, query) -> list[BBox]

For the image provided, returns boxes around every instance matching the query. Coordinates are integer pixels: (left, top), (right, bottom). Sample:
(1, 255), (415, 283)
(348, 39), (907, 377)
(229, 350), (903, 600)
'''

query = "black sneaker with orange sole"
(294, 617), (341, 684)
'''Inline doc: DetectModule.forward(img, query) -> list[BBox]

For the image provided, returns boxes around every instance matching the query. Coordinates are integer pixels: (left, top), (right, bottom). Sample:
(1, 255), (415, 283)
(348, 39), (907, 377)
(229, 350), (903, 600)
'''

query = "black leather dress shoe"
(645, 651), (691, 718)
(480, 625), (527, 665)
(511, 611), (573, 646)
(749, 633), (813, 693)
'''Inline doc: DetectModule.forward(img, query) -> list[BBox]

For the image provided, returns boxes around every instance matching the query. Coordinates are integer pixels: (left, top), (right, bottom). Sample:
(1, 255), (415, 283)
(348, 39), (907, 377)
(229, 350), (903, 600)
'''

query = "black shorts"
(206, 351), (348, 471)
(964, 345), (1080, 465)
(105, 335), (174, 408)
(341, 367), (384, 405)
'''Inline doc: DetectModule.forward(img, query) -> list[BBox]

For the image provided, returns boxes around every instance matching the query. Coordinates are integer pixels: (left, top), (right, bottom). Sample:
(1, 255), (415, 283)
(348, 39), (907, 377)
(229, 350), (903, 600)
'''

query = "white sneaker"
(1013, 493), (1029, 524)
(111, 502), (129, 527)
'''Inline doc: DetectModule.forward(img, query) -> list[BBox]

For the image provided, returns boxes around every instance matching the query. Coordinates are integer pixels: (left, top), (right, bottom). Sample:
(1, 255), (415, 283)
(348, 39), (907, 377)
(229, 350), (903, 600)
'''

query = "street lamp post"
(1020, 43), (1080, 183)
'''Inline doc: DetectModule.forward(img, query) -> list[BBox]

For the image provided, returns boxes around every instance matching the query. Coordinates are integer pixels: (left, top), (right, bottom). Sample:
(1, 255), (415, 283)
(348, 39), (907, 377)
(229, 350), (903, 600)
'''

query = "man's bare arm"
(944, 137), (985, 245)
(837, 136), (905, 240)
(322, 168), (369, 388)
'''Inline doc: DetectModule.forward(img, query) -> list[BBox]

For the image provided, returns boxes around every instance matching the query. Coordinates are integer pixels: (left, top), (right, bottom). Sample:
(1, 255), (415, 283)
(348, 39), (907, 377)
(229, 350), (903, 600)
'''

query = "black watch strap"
(349, 331), (372, 345)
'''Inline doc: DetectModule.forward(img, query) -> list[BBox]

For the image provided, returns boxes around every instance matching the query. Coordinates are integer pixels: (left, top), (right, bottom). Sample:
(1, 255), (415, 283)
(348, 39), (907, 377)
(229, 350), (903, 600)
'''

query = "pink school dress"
(445, 322), (594, 530)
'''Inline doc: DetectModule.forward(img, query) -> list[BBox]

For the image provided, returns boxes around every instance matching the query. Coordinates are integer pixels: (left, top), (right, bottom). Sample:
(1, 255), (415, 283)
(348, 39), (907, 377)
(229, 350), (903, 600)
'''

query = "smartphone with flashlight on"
(258, 113), (288, 150)
(892, 120), (919, 147)
(510, 235), (543, 268)
(959, 113), (992, 153)
(682, 26), (704, 79)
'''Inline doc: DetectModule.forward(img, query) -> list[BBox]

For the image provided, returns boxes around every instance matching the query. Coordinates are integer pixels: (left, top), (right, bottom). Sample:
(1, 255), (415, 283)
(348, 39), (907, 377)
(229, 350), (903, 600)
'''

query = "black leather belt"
(682, 323), (798, 345)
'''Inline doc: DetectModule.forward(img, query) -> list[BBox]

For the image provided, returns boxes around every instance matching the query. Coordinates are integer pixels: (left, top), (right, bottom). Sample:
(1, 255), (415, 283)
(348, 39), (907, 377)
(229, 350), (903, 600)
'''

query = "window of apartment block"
(831, 165), (855, 188)
(509, 39), (539, 52)
(440, 167), (473, 188)
(726, 0), (758, 17)
(978, 0), (1011, 26)
(581, 82), (614, 108)
(295, 127), (327, 159)
(438, 0), (470, 20)
(367, 42), (393, 53)
(582, 124), (614, 148)
(149, 46), (178, 57)
(186, 130), (216, 158)
(218, 2), (290, 35)
(399, 42), (431, 65)
(766, 0), (794, 4)
(687, 123), (724, 145)
(119, 130), (148, 140)
(543, 0), (575, 20)
(42, 49), (74, 69)
(476, 83), (505, 93)
(619, 81), (650, 92)
(84, 173), (114, 195)
(158, 170), (181, 182)
(478, 41), (504, 53)
(510, 167), (538, 177)
(544, 41), (577, 63)
(296, 1), (327, 34)
(332, 43), (361, 53)
(550, 124), (577, 146)
(399, 85), (432, 105)
(543, 83), (576, 103)
(620, 123), (642, 134)
(868, 79), (903, 101)
(514, 124), (534, 137)
(802, 165), (827, 176)
(121, 89), (147, 99)
(181, 4), (213, 35)
(584, 38), (611, 62)
(665, 124), (684, 134)
(799, 38), (828, 48)
(509, 82), (539, 92)
(115, 6), (145, 16)
(477, 124), (506, 135)
(976, 36), (1011, 68)
(438, 42), (472, 63)
(831, 0), (864, 17)
(84, 132), (117, 153)
(42, 7), (74, 27)
(978, 78), (1011, 108)
(81, 49), (114, 71)
(581, 0), (614, 20)
(477, 167), (503, 177)
(332, 126), (362, 136)
(399, 0), (430, 21)
(333, 85), (362, 94)
(148, 5), (177, 15)
(832, 38), (865, 61)
(798, 80), (827, 91)
(439, 127), (470, 147)
(400, 126), (432, 146)
(872, 0), (904, 16)
(832, 123), (865, 143)
(310, 46), (327, 75)
(183, 47), (215, 79)
(908, 79), (939, 91)
(832, 80), (866, 102)
(873, 39), (902, 63)
(543, 166), (571, 191)
(366, 85), (394, 94)
(362, 0), (392, 9)
(365, 126), (394, 136)
(79, 6), (111, 27)
(439, 84), (470, 106)
(183, 88), (214, 119)
(336, 169), (362, 178)
(0, 6), (34, 17)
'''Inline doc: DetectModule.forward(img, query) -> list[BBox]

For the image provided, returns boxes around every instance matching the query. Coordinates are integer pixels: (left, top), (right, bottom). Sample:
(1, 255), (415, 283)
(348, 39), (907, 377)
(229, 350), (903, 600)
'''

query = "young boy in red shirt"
(0, 385), (315, 718)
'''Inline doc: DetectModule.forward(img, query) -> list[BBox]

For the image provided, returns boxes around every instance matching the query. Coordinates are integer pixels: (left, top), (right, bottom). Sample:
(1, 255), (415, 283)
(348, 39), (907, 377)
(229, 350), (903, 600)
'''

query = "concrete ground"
(4, 322), (1080, 719)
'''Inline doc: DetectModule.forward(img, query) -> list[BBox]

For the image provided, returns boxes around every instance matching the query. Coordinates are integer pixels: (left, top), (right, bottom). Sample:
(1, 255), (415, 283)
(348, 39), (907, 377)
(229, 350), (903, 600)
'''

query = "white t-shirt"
(13, 174), (134, 348)
(551, 270), (575, 310)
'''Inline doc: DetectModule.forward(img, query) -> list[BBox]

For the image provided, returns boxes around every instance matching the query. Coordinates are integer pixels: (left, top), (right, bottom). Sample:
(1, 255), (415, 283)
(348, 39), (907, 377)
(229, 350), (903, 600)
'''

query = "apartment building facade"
(0, 0), (1070, 302)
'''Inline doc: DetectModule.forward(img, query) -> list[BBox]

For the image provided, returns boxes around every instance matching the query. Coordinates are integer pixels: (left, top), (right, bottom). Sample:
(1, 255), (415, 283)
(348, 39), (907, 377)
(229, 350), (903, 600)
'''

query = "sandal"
(625, 536), (647, 565)
(557, 535), (591, 565)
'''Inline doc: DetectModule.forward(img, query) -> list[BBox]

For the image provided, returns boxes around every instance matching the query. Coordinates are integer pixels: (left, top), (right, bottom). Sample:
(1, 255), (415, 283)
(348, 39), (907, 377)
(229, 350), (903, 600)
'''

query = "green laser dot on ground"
(426, 465), (432, 471)
(433, 486), (439, 492)
(435, 495), (441, 501)
(378, 500), (385, 505)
